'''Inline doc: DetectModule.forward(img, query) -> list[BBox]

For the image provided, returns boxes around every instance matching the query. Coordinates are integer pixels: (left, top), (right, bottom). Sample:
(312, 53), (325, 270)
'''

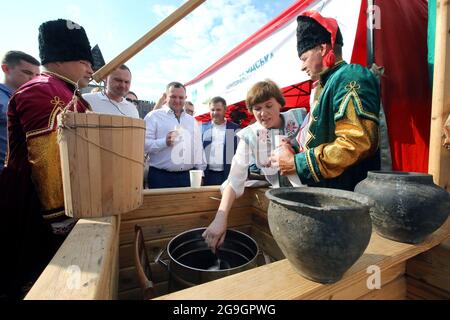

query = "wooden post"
(92, 0), (206, 82)
(429, 0), (450, 192)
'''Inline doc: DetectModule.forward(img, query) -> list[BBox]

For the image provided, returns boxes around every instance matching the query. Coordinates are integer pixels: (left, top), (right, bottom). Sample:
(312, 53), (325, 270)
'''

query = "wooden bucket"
(57, 112), (146, 218)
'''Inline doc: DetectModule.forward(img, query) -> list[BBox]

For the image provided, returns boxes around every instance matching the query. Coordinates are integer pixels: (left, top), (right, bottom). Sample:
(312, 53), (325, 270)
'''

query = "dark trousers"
(204, 169), (226, 186)
(148, 166), (191, 189)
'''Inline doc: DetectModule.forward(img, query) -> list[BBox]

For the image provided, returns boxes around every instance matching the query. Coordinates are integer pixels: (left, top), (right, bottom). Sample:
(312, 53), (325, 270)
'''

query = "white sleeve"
(144, 113), (167, 154)
(220, 139), (251, 198)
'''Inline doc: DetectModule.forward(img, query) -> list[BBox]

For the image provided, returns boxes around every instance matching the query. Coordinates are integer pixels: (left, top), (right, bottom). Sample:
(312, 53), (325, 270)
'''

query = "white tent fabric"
(186, 0), (363, 115)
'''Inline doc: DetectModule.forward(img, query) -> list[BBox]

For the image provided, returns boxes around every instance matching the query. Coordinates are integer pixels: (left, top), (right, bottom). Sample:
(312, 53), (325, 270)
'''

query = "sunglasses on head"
(126, 98), (139, 104)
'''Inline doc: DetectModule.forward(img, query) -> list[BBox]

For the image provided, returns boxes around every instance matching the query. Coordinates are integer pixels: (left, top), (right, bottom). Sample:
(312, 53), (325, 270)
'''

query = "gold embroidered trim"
(336, 81), (378, 122)
(305, 151), (320, 183)
(28, 131), (64, 211)
(26, 102), (64, 139)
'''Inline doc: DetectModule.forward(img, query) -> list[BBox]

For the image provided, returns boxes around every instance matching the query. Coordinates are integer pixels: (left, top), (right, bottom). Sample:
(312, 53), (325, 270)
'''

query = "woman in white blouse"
(202, 80), (307, 252)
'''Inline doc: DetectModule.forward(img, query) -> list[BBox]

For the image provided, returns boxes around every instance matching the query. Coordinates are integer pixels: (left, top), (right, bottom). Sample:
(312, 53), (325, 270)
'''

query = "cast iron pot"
(355, 171), (450, 244)
(266, 187), (373, 284)
(156, 228), (259, 292)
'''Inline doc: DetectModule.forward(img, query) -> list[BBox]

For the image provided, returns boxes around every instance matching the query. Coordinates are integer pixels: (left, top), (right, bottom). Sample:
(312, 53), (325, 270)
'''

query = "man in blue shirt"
(0, 51), (40, 172)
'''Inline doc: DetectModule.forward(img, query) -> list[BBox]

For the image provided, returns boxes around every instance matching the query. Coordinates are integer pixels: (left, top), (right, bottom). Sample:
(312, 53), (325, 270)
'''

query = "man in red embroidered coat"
(0, 19), (94, 300)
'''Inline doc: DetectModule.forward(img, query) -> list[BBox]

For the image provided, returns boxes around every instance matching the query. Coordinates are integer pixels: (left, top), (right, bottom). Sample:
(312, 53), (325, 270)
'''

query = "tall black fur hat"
(38, 19), (93, 65)
(296, 15), (343, 57)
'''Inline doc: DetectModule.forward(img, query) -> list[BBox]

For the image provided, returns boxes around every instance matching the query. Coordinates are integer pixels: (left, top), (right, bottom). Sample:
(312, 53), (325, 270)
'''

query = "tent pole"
(428, 0), (450, 192)
(367, 0), (375, 66)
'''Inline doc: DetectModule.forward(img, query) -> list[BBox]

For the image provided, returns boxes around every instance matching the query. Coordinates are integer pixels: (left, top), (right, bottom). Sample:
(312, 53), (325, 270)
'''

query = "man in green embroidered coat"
(273, 10), (380, 191)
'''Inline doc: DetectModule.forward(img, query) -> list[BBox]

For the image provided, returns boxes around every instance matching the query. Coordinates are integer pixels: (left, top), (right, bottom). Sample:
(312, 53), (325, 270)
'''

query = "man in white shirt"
(201, 97), (240, 186)
(83, 64), (139, 118)
(144, 82), (206, 188)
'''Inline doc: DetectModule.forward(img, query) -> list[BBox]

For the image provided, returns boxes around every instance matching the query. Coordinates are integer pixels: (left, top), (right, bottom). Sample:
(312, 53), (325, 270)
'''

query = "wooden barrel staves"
(57, 112), (146, 218)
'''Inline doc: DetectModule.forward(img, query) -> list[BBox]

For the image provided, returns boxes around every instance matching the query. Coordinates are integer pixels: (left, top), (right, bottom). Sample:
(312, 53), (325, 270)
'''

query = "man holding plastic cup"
(144, 82), (206, 188)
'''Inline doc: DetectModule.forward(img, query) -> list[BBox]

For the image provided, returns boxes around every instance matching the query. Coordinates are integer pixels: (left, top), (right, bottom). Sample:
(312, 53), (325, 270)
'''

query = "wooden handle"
(428, 0), (450, 191)
(92, 0), (206, 82)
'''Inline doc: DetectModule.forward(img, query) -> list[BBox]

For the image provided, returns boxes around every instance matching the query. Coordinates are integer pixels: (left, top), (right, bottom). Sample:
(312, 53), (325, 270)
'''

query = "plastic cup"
(190, 170), (203, 188)
(273, 134), (288, 149)
(173, 125), (184, 143)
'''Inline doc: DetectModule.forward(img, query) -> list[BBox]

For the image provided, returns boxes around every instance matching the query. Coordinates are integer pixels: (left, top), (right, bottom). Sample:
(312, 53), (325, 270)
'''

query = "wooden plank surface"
(87, 113), (102, 215)
(58, 113), (75, 217)
(407, 276), (450, 300)
(304, 262), (405, 300)
(123, 188), (253, 221)
(250, 226), (284, 261)
(122, 116), (133, 213)
(25, 216), (120, 300)
(112, 116), (124, 214)
(119, 262), (169, 292)
(75, 114), (92, 217)
(118, 282), (169, 300)
(251, 188), (270, 212)
(406, 237), (450, 292)
(120, 236), (173, 269)
(130, 118), (145, 210)
(100, 115), (114, 214)
(96, 216), (121, 299)
(118, 288), (142, 301)
(156, 218), (450, 300)
(359, 276), (407, 300)
(120, 207), (252, 245)
(251, 208), (272, 235)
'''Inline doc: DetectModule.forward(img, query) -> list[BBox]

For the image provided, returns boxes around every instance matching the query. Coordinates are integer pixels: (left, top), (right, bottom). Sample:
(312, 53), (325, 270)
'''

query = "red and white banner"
(186, 0), (363, 115)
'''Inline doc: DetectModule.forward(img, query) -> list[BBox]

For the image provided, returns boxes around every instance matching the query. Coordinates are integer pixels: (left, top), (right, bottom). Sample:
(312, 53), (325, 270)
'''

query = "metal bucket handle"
(155, 248), (169, 270)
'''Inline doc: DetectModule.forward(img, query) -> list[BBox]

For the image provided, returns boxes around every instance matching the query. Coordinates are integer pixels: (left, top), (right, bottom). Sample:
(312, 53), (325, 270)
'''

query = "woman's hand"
(271, 144), (297, 175)
(202, 210), (228, 253)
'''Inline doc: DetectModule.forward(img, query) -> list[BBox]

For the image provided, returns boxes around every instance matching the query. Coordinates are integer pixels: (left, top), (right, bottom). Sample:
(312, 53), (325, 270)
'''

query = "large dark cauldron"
(355, 171), (450, 244)
(157, 228), (259, 292)
(266, 187), (373, 284)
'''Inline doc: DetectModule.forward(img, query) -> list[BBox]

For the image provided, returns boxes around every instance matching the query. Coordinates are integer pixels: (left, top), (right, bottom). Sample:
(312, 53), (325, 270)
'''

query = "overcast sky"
(1, 0), (296, 102)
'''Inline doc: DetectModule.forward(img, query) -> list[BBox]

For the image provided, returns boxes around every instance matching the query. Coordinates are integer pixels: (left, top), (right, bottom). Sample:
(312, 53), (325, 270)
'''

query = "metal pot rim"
(167, 227), (259, 273)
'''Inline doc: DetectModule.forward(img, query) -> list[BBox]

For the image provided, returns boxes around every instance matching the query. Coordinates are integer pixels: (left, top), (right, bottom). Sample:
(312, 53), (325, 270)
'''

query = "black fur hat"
(38, 19), (93, 65)
(296, 15), (343, 57)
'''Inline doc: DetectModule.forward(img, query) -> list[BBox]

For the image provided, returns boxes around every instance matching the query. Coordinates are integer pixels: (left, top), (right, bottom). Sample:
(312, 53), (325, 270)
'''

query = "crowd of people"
(0, 11), (381, 299)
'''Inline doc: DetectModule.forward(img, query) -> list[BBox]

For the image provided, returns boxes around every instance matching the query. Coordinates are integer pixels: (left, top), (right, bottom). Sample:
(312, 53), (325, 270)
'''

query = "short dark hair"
(2, 50), (40, 67)
(166, 81), (186, 93)
(246, 80), (285, 112)
(185, 101), (194, 106)
(209, 96), (227, 108)
(119, 64), (131, 76)
(127, 91), (138, 99)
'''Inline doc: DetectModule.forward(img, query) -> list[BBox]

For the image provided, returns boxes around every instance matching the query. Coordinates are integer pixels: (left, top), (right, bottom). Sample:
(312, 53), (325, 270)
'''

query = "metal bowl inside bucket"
(157, 228), (259, 292)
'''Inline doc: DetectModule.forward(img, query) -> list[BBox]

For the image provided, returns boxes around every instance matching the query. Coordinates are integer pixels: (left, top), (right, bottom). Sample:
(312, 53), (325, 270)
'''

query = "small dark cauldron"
(156, 228), (258, 292)
(355, 171), (450, 244)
